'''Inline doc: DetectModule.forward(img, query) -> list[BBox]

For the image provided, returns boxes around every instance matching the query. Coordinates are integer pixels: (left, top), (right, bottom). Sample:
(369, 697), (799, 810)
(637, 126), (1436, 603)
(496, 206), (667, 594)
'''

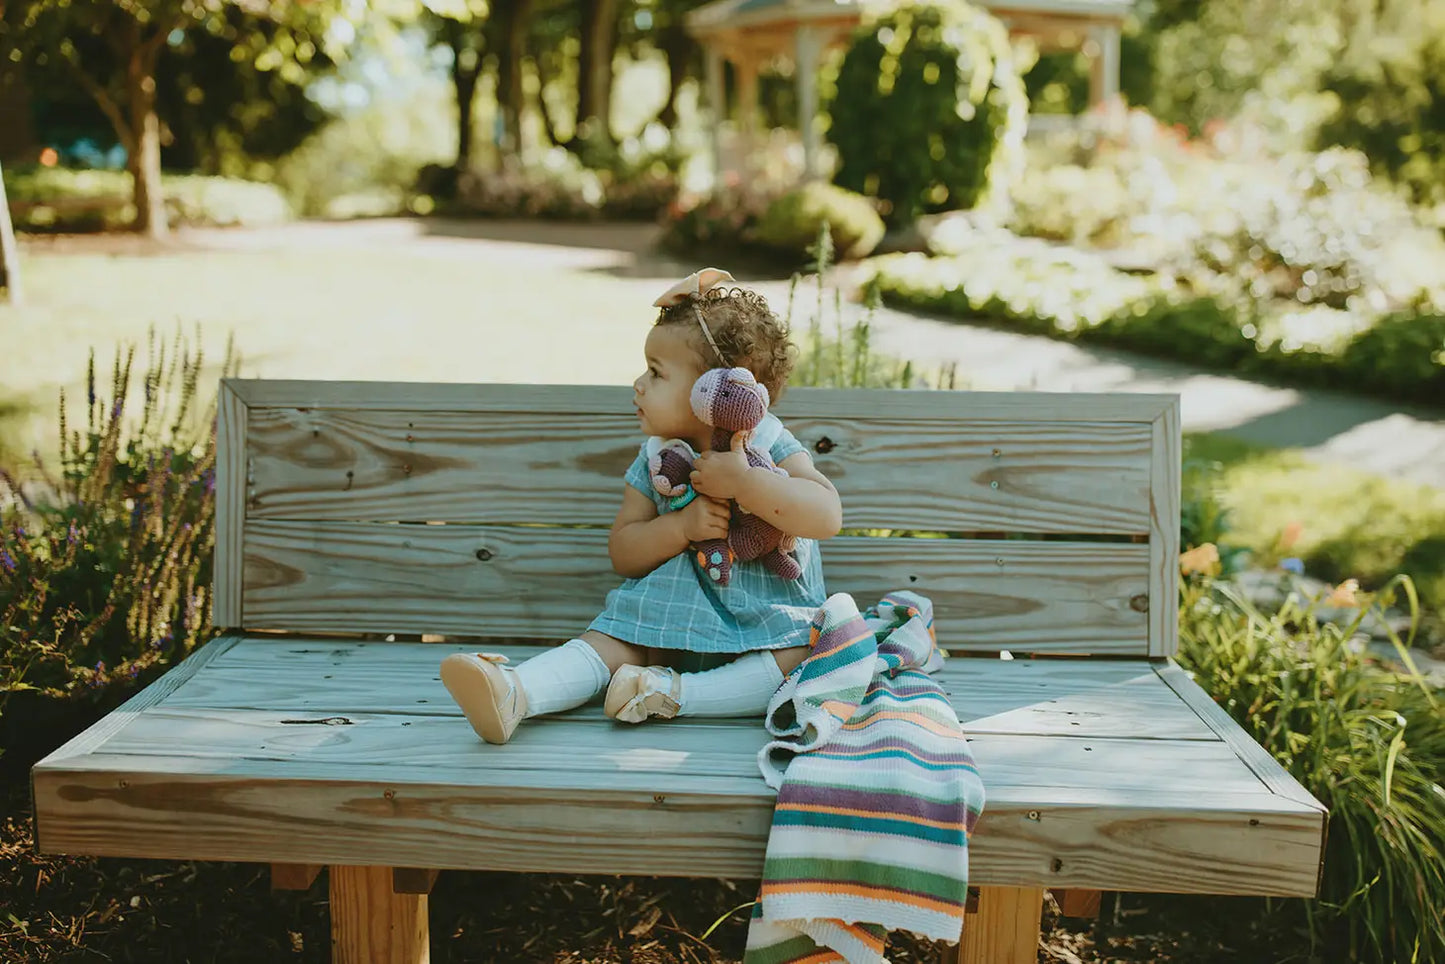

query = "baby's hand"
(679, 495), (730, 543)
(691, 443), (751, 500)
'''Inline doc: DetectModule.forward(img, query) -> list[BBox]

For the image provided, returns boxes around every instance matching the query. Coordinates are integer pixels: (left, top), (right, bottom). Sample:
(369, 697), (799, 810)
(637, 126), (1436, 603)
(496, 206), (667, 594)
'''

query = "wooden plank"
(31, 756), (1325, 895)
(172, 643), (1213, 739)
(1154, 662), (1327, 817)
(392, 868), (440, 895)
(243, 406), (1154, 535)
(1053, 888), (1102, 917)
(227, 380), (1176, 423)
(329, 865), (428, 964)
(36, 635), (240, 765)
(1148, 400), (1181, 656)
(271, 863), (321, 891)
(214, 383), (247, 628)
(240, 523), (1151, 654)
(958, 886), (1043, 964)
(93, 707), (1263, 795)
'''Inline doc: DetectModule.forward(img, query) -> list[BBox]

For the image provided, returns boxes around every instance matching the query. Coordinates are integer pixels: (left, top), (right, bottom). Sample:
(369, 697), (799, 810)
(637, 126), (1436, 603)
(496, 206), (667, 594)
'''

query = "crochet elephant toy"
(647, 367), (802, 587)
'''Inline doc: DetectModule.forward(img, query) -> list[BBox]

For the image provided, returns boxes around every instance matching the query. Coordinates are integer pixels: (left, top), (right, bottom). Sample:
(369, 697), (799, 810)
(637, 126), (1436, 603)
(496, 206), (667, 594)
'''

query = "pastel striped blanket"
(745, 591), (985, 964)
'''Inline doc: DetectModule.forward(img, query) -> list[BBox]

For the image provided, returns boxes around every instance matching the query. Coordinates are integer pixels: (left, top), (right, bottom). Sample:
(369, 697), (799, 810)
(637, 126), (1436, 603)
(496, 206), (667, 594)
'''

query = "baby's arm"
(608, 485), (731, 578)
(692, 449), (842, 540)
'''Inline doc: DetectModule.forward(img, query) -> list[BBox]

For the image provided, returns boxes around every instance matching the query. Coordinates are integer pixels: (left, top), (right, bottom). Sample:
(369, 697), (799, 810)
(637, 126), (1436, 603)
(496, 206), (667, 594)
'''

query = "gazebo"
(685, 0), (1133, 180)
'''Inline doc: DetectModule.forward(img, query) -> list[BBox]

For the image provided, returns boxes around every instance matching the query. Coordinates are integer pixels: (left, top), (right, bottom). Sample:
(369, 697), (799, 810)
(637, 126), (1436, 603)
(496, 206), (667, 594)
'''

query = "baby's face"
(633, 325), (708, 441)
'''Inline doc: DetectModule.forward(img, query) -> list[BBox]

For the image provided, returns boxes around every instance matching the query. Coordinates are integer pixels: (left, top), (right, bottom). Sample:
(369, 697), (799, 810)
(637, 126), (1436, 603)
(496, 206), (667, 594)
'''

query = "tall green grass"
(1180, 575), (1444, 962)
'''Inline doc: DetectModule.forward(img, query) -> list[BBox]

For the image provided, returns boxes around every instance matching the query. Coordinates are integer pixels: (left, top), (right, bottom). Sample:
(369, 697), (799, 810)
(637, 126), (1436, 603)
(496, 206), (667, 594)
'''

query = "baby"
(440, 268), (842, 743)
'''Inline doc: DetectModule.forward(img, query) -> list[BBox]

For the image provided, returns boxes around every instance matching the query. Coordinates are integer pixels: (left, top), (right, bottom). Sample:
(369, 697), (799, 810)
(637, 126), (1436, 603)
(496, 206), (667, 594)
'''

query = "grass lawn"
(0, 232), (673, 461)
(1185, 432), (1445, 649)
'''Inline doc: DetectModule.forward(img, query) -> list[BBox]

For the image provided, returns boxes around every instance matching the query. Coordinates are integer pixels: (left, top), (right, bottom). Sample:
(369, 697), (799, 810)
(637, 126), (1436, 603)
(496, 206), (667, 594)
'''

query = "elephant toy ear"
(652, 268), (735, 307)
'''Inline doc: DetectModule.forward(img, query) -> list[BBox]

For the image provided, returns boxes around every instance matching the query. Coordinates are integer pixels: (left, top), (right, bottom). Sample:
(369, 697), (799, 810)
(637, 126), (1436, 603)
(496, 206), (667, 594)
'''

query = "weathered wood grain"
(214, 383), (247, 628)
(1148, 401), (1182, 656)
(30, 754), (1325, 895)
(271, 863), (321, 891)
(329, 865), (428, 964)
(171, 642), (1211, 738)
(243, 407), (1153, 534)
(94, 707), (1266, 795)
(1053, 889), (1102, 918)
(959, 887), (1043, 964)
(240, 523), (1151, 653)
(226, 380), (1176, 423)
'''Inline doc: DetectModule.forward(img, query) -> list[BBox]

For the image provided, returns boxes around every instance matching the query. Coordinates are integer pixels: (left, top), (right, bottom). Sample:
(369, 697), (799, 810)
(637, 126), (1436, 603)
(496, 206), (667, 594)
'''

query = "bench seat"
(34, 636), (1325, 898)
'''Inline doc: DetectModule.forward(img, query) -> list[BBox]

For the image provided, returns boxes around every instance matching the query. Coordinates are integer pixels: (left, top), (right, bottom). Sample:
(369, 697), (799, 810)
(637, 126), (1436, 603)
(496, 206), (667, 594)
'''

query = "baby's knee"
(578, 630), (646, 673)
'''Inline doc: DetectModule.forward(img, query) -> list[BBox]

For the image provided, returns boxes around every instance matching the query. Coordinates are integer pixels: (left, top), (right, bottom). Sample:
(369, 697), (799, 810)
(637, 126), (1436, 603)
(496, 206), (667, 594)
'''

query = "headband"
(652, 267), (734, 366)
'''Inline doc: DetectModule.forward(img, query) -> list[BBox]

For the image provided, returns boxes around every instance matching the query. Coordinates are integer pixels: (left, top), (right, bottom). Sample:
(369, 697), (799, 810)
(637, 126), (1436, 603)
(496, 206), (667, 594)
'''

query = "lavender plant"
(1, 330), (237, 730)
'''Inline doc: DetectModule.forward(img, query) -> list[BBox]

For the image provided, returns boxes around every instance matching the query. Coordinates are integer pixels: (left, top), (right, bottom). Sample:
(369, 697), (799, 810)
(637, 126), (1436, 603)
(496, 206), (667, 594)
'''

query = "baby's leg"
(606, 646), (810, 723)
(441, 632), (640, 744)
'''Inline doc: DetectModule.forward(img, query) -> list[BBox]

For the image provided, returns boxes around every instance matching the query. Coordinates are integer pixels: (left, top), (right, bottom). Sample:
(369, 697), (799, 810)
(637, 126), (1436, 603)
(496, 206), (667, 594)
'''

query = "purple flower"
(0, 548), (15, 572)
(67, 522), (79, 546)
(1280, 557), (1305, 575)
(202, 468), (216, 494)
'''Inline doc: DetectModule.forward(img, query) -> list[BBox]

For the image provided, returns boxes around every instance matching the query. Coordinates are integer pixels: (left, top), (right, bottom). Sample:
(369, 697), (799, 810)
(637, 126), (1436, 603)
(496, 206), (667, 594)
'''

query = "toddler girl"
(440, 268), (842, 744)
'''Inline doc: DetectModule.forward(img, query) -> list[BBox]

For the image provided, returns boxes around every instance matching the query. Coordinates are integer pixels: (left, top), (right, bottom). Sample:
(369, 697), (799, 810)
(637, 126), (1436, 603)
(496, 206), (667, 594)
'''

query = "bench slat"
(31, 750), (1324, 896)
(241, 523), (1152, 654)
(174, 641), (1213, 739)
(244, 407), (1153, 534)
(93, 706), (1274, 796)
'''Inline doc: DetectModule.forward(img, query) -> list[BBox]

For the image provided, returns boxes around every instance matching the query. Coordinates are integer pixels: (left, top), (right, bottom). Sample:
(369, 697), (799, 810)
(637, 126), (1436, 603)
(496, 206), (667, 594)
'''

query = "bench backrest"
(215, 380), (1180, 657)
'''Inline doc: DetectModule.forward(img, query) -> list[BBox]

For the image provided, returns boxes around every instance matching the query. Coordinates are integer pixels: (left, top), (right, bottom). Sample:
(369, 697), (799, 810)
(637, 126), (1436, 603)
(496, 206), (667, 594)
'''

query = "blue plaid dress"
(588, 415), (828, 654)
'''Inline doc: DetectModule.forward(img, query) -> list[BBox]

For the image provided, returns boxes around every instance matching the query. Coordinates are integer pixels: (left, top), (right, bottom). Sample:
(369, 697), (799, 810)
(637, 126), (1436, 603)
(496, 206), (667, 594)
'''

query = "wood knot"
(814, 436), (835, 454)
(1129, 593), (1149, 613)
(475, 548), (493, 561)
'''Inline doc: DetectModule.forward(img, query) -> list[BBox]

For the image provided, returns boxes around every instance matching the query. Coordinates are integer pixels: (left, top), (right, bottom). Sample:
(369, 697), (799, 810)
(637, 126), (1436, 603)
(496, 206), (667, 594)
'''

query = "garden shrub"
(1, 332), (233, 760)
(827, 0), (1027, 226)
(750, 182), (886, 263)
(1178, 573), (1444, 963)
(869, 229), (1445, 406)
(2, 166), (292, 232)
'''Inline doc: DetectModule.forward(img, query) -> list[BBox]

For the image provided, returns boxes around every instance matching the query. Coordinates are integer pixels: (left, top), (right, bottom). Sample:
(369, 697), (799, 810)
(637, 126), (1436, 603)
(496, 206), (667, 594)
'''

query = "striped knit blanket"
(745, 591), (985, 964)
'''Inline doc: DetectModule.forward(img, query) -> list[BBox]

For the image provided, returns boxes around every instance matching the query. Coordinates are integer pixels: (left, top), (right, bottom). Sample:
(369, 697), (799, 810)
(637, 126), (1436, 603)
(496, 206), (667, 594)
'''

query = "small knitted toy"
(687, 367), (802, 586)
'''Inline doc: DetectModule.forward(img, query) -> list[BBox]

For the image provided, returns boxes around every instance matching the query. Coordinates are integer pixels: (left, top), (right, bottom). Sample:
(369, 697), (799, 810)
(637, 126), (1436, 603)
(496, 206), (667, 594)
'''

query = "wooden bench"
(32, 379), (1327, 963)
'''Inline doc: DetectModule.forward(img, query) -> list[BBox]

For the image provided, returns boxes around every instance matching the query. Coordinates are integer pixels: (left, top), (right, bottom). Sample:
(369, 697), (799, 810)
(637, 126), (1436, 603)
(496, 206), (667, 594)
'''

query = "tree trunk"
(574, 0), (619, 145)
(446, 18), (482, 174)
(658, 28), (692, 130)
(491, 0), (534, 156)
(124, 24), (168, 239)
(0, 160), (21, 305)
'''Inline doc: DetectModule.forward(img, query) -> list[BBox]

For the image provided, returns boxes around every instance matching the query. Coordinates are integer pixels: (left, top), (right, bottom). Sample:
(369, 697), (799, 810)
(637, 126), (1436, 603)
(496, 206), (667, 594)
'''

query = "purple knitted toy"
(686, 367), (803, 586)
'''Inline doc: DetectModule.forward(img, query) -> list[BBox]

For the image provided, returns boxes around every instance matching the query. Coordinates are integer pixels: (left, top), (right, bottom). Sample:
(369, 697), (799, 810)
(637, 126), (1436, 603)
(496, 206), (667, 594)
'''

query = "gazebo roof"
(688, 0), (1132, 35)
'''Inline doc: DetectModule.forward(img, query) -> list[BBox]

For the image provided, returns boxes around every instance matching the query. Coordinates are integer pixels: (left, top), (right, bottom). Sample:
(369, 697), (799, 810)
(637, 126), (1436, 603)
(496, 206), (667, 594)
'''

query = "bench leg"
(330, 865), (430, 964)
(957, 885), (1043, 964)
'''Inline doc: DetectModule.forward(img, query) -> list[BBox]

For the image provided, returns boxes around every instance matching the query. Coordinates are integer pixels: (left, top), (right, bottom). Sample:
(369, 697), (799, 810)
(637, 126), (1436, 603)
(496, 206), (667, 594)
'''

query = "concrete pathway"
(10, 217), (1443, 488)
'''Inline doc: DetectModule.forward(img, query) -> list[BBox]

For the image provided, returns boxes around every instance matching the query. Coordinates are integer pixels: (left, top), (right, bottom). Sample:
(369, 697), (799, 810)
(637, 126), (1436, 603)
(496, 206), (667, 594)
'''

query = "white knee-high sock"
(677, 651), (786, 718)
(514, 639), (611, 716)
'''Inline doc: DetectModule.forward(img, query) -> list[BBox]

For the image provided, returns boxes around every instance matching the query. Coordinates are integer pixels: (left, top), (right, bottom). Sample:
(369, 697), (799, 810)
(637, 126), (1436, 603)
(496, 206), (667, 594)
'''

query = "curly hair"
(655, 286), (798, 401)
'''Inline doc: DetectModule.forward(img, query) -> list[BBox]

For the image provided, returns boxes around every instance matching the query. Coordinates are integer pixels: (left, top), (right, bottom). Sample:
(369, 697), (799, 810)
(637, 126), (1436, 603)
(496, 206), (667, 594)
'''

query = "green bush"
(826, 0), (1027, 226)
(869, 227), (1445, 406)
(1179, 576), (1444, 963)
(658, 187), (781, 257)
(0, 332), (233, 756)
(750, 183), (886, 262)
(452, 153), (606, 220)
(3, 166), (292, 232)
(272, 94), (453, 218)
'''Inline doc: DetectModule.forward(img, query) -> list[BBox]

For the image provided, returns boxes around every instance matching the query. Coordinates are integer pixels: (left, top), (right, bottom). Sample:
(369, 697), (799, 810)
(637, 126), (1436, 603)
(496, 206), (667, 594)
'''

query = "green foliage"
(1, 332), (234, 730)
(1183, 432), (1445, 652)
(1178, 577), (1444, 962)
(751, 183), (886, 263)
(272, 94), (455, 218)
(2, 166), (292, 232)
(658, 187), (780, 257)
(1316, 0), (1445, 207)
(788, 228), (958, 390)
(826, 0), (1027, 226)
